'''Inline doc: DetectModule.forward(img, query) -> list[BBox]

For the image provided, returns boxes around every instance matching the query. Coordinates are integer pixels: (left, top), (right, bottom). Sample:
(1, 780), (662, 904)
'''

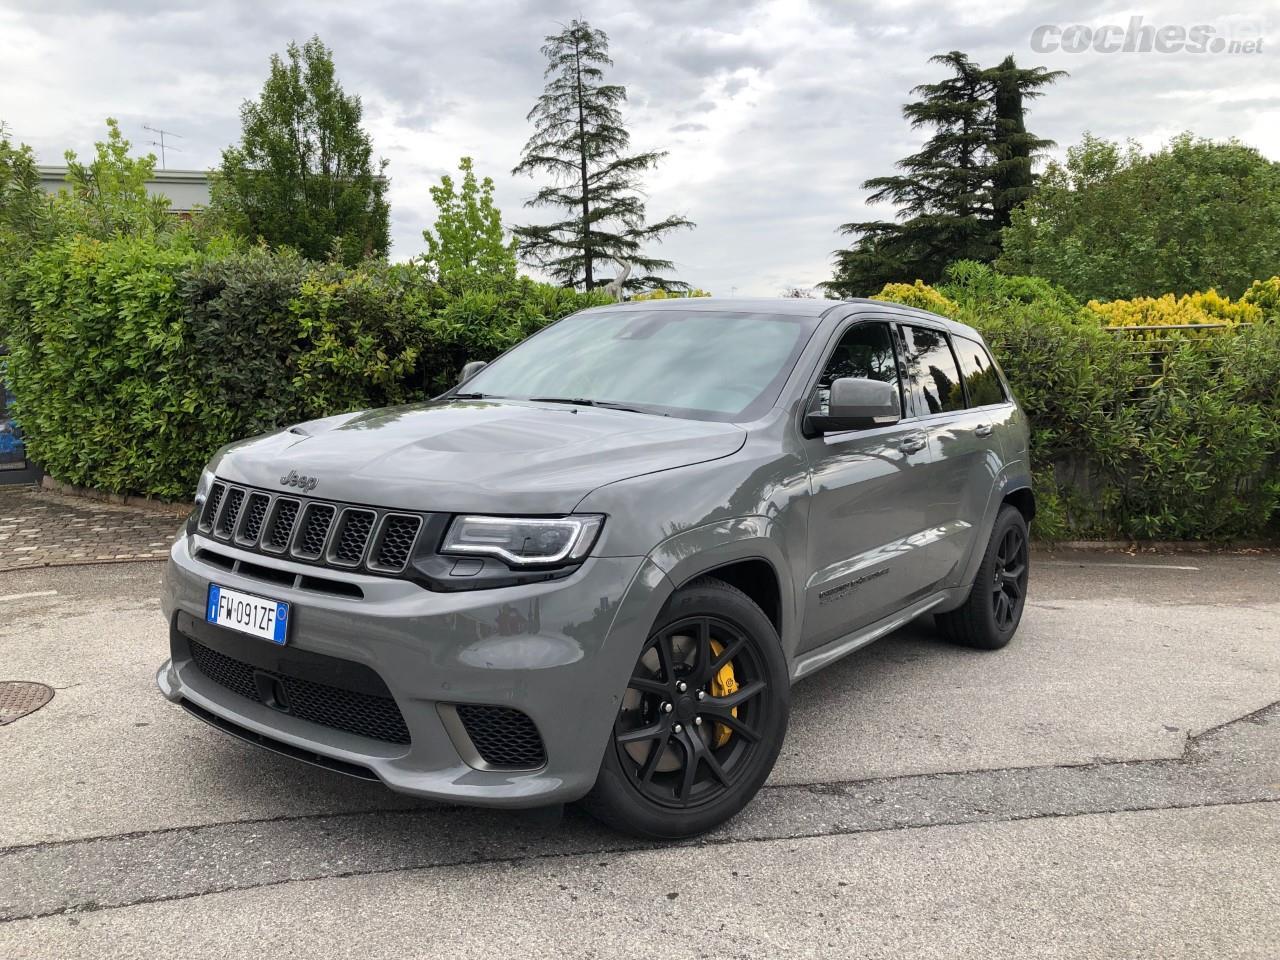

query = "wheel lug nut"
(673, 723), (683, 733)
(694, 716), (702, 725)
(696, 690), (705, 701)
(662, 702), (673, 713)
(677, 681), (687, 693)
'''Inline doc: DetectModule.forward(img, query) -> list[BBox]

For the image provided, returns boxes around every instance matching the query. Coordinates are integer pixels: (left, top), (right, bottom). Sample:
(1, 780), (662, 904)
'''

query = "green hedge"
(3, 235), (608, 498)
(878, 262), (1280, 540)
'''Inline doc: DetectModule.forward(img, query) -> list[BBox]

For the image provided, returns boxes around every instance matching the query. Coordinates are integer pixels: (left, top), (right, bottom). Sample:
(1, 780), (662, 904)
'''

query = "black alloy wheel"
(936, 503), (1031, 650)
(583, 578), (789, 838)
(991, 523), (1028, 630)
(614, 614), (769, 809)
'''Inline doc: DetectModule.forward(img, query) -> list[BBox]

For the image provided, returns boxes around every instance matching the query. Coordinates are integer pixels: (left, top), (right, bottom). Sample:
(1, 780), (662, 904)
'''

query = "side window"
(954, 337), (1007, 407)
(813, 321), (903, 417)
(900, 325), (964, 415)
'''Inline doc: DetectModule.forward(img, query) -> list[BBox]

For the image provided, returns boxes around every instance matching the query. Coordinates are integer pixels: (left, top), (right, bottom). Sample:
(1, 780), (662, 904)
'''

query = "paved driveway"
(1, 551), (1277, 958)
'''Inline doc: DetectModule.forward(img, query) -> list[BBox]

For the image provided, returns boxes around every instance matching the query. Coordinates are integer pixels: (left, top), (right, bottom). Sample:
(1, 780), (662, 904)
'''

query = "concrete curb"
(39, 476), (192, 516)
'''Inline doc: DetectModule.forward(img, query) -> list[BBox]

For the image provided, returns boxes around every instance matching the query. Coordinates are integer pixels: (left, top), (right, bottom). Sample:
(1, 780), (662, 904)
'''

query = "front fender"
(644, 516), (800, 656)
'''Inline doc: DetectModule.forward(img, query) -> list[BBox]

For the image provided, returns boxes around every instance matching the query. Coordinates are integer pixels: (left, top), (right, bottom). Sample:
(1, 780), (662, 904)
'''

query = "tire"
(936, 503), (1030, 650)
(582, 577), (790, 839)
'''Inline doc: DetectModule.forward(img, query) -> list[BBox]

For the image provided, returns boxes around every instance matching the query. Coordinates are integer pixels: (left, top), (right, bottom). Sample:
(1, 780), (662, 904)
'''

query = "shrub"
(871, 280), (958, 317)
(1240, 276), (1280, 320)
(1084, 289), (1262, 327)
(873, 261), (1280, 540)
(4, 237), (614, 498)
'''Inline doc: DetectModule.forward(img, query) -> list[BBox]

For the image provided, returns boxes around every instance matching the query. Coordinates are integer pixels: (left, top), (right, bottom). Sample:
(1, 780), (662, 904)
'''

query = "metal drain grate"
(0, 681), (54, 724)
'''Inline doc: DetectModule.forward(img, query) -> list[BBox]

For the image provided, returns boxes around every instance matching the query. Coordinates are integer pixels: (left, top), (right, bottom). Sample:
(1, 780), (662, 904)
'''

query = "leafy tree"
(0, 124), (47, 255)
(213, 36), (389, 265)
(49, 119), (171, 241)
(829, 52), (1062, 297)
(999, 133), (1280, 301)
(512, 18), (693, 290)
(421, 157), (517, 290)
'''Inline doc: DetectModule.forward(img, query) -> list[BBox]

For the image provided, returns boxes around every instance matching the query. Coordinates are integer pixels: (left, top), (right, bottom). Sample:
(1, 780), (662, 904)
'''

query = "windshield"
(457, 309), (820, 422)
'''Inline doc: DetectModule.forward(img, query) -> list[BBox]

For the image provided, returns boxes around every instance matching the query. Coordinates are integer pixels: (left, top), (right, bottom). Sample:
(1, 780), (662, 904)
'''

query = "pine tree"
(828, 52), (1063, 297)
(213, 36), (389, 266)
(985, 56), (1064, 231)
(512, 19), (693, 291)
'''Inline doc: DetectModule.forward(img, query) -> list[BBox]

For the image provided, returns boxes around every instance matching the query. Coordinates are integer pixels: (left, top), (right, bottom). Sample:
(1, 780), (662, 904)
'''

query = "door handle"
(899, 432), (927, 454)
(973, 423), (993, 438)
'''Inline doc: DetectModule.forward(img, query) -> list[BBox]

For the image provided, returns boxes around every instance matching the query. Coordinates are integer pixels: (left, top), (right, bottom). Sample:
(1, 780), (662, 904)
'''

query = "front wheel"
(582, 577), (790, 839)
(936, 503), (1030, 649)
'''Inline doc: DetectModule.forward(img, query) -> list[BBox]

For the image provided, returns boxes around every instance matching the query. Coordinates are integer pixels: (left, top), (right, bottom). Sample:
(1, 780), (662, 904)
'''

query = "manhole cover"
(0, 681), (54, 724)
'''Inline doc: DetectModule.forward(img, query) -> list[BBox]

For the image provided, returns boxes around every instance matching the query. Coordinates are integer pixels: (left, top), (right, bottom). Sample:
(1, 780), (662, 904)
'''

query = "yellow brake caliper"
(708, 639), (739, 748)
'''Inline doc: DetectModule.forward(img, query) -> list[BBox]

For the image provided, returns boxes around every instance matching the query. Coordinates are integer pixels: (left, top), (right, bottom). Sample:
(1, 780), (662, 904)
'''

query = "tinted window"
(813, 322), (903, 417)
(901, 325), (964, 415)
(954, 337), (1007, 406)
(461, 309), (818, 422)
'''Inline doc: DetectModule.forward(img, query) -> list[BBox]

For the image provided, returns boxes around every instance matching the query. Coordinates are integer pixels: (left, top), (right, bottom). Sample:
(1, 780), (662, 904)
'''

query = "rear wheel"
(583, 578), (789, 839)
(936, 504), (1029, 650)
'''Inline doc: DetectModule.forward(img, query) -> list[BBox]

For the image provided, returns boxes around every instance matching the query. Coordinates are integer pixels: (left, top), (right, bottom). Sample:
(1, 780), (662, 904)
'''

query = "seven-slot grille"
(198, 480), (425, 577)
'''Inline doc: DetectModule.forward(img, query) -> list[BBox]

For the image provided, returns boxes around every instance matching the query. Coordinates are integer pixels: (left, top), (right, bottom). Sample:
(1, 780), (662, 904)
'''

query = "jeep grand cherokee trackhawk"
(157, 297), (1033, 838)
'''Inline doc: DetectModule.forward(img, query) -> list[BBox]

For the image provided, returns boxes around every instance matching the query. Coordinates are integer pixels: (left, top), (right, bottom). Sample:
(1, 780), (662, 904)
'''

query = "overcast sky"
(1, 0), (1275, 295)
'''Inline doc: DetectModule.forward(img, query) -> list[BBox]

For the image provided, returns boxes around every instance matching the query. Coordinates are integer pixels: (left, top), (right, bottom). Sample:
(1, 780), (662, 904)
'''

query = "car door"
(896, 324), (1010, 585)
(797, 318), (951, 654)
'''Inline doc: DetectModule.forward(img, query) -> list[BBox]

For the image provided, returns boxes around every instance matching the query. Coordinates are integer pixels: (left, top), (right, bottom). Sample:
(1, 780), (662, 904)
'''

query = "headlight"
(441, 514), (604, 566)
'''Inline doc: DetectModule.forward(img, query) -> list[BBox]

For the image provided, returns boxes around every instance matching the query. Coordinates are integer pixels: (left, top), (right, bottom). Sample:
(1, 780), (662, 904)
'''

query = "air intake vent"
(455, 704), (546, 769)
(199, 482), (226, 532)
(330, 509), (375, 566)
(294, 503), (335, 560)
(262, 498), (300, 552)
(215, 487), (245, 538)
(371, 515), (422, 572)
(237, 492), (271, 545)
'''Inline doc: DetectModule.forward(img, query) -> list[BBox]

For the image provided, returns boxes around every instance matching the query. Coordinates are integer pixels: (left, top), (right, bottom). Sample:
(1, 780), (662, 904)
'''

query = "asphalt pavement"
(1, 550), (1277, 958)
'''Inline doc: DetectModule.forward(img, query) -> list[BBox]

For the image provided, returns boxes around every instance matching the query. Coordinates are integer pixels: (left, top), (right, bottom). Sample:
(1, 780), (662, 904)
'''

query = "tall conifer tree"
(512, 19), (693, 291)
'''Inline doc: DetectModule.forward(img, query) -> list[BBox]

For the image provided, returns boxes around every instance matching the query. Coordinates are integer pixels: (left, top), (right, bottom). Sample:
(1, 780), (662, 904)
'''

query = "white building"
(37, 165), (211, 215)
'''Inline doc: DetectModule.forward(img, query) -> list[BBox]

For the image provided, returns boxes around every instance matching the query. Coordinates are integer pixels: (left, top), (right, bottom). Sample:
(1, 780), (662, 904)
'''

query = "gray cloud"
(2, 0), (1274, 295)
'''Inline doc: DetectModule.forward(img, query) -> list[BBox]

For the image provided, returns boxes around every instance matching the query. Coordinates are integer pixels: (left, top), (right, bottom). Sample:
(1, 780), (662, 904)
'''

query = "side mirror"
(807, 377), (901, 434)
(458, 360), (487, 384)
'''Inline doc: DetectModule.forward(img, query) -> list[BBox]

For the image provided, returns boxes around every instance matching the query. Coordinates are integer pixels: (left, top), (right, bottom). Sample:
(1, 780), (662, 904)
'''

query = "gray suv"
(157, 297), (1033, 838)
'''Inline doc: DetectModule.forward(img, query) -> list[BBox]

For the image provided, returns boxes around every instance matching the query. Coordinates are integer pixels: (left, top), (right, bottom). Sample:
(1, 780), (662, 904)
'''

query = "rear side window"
(954, 337), (1007, 407)
(814, 321), (904, 417)
(900, 325), (964, 415)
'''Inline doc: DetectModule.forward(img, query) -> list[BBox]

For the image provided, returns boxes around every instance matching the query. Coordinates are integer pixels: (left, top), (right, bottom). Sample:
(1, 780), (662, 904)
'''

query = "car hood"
(210, 398), (747, 514)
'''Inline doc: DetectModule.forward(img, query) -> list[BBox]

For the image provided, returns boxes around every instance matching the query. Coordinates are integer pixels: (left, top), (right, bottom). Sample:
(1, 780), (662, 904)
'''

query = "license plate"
(206, 584), (290, 645)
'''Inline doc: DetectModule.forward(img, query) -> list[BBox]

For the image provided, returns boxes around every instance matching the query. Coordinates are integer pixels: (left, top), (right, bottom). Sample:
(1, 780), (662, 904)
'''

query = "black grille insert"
(456, 705), (546, 769)
(263, 498), (299, 552)
(295, 504), (336, 559)
(331, 509), (375, 566)
(200, 482), (226, 531)
(215, 487), (245, 537)
(373, 515), (422, 572)
(187, 638), (410, 745)
(238, 492), (271, 544)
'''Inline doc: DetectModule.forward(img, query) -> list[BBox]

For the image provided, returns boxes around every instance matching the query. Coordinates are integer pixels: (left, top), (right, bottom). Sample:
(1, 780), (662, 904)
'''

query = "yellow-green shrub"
(871, 280), (959, 317)
(1241, 276), (1280, 319)
(630, 288), (711, 300)
(1085, 289), (1262, 327)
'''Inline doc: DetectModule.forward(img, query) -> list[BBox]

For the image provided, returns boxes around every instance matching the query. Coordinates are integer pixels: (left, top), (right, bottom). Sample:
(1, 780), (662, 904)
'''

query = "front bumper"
(157, 534), (671, 807)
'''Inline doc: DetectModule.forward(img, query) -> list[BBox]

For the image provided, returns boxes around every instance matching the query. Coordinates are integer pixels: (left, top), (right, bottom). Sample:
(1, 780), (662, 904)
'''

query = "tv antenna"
(142, 125), (184, 169)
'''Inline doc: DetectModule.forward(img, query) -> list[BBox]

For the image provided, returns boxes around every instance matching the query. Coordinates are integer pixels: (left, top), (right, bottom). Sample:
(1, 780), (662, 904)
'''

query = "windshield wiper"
(528, 396), (662, 416)
(450, 392), (501, 400)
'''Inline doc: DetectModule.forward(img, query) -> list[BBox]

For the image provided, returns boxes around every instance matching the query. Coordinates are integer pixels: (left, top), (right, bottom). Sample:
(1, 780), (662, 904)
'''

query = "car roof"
(579, 296), (985, 341)
(584, 297), (835, 317)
